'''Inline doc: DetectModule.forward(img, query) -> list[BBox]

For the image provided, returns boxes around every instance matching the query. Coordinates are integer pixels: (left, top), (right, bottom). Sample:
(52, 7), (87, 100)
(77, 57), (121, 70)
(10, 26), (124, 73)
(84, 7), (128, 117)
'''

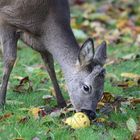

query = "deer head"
(67, 38), (107, 119)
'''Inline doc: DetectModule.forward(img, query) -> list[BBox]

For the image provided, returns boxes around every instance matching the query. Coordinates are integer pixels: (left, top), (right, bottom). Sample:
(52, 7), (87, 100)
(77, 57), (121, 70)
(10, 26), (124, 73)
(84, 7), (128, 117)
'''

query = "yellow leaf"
(121, 73), (140, 79)
(117, 19), (128, 29)
(127, 81), (138, 87)
(97, 101), (105, 110)
(29, 108), (40, 119)
(135, 26), (140, 34)
(95, 118), (106, 123)
(100, 92), (115, 103)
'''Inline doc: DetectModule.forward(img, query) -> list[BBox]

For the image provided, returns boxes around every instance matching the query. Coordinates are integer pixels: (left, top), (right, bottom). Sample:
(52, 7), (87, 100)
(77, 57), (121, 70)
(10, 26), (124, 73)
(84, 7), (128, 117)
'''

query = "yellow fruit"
(65, 112), (90, 129)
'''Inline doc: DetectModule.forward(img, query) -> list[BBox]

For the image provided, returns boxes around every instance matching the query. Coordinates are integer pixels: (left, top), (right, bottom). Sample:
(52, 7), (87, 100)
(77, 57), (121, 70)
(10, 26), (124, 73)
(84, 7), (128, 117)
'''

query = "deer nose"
(81, 109), (96, 120)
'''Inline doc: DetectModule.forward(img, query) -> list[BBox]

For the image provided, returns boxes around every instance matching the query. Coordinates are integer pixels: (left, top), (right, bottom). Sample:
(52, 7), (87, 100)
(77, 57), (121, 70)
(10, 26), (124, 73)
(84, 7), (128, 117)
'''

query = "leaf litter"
(0, 1), (140, 138)
(13, 76), (33, 93)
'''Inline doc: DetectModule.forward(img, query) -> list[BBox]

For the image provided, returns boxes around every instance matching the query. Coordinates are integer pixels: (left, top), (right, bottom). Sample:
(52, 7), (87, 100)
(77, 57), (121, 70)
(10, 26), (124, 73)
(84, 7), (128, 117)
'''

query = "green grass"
(0, 40), (140, 140)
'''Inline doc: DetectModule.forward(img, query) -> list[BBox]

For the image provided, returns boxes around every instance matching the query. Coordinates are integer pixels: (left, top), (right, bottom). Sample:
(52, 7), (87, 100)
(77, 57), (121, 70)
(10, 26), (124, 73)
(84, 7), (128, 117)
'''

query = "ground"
(0, 0), (140, 140)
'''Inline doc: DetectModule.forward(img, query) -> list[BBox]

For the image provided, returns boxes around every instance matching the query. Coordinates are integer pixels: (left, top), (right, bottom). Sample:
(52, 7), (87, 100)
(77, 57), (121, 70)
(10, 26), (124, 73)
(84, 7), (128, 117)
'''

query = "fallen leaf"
(100, 92), (115, 103)
(117, 19), (128, 29)
(13, 76), (33, 93)
(115, 81), (129, 88)
(97, 102), (105, 110)
(49, 109), (61, 118)
(19, 116), (30, 124)
(29, 108), (40, 119)
(42, 95), (53, 104)
(93, 117), (117, 129)
(121, 73), (140, 80)
(94, 117), (106, 123)
(85, 13), (110, 23)
(99, 103), (114, 115)
(29, 107), (47, 119)
(126, 118), (137, 133)
(99, 95), (127, 115)
(0, 113), (13, 122)
(105, 57), (123, 66)
(135, 34), (140, 46)
(121, 53), (140, 61)
(32, 137), (40, 140)
(133, 125), (140, 140)
(73, 28), (88, 40)
(114, 80), (138, 89)
(14, 138), (24, 140)
(129, 98), (140, 104)
(38, 109), (47, 118)
(13, 76), (24, 80)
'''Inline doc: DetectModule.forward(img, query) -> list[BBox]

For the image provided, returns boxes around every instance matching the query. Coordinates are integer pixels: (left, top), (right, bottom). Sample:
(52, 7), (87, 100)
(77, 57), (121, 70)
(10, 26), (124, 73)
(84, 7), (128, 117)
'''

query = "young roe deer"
(0, 0), (107, 118)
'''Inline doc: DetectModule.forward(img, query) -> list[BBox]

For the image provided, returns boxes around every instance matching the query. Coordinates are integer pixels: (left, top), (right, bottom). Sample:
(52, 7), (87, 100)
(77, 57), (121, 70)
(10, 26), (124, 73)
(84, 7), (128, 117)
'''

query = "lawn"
(0, 1), (140, 140)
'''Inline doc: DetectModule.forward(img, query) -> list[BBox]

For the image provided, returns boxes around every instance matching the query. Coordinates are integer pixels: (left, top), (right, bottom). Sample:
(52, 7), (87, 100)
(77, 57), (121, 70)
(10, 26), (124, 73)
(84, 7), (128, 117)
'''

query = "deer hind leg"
(20, 33), (66, 108)
(0, 25), (19, 110)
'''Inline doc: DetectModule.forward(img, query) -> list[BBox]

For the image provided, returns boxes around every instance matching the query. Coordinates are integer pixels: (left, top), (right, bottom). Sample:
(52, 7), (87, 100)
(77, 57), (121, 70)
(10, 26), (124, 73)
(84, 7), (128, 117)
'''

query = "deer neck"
(43, 24), (79, 78)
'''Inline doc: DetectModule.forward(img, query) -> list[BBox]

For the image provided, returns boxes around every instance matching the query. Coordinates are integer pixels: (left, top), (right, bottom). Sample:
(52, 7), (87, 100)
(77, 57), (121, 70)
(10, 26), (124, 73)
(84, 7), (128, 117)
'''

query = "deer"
(0, 0), (107, 119)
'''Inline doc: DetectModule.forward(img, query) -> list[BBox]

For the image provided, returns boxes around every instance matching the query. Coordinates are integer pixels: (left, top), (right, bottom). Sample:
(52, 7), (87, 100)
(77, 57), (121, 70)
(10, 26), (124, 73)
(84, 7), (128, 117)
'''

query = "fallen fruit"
(65, 112), (90, 129)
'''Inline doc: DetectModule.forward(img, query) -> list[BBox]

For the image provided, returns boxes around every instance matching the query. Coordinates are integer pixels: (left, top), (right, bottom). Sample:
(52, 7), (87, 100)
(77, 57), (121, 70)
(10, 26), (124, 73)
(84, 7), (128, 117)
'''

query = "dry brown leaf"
(117, 19), (128, 29)
(13, 76), (33, 93)
(133, 126), (140, 140)
(29, 107), (47, 119)
(19, 116), (30, 124)
(129, 98), (140, 104)
(14, 138), (24, 140)
(114, 80), (138, 89)
(0, 113), (13, 122)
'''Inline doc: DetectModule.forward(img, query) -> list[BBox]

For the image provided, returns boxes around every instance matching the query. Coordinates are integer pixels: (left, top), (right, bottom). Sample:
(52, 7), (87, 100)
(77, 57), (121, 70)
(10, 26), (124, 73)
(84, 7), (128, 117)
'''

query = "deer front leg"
(0, 26), (18, 110)
(41, 52), (66, 108)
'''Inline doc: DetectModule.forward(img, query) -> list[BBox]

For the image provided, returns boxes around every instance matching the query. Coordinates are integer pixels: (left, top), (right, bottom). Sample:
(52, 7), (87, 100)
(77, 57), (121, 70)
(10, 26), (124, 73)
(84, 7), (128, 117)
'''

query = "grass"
(1, 0), (140, 139)
(0, 40), (140, 140)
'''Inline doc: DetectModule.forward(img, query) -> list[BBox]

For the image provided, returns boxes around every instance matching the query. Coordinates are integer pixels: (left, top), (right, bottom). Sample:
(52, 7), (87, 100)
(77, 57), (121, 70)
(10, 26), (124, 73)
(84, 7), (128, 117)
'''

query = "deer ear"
(94, 41), (107, 66)
(77, 38), (94, 67)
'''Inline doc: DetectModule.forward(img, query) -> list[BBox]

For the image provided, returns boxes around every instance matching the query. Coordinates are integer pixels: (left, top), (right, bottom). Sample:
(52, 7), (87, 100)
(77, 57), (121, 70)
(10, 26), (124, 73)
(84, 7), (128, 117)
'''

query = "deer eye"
(82, 85), (91, 93)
